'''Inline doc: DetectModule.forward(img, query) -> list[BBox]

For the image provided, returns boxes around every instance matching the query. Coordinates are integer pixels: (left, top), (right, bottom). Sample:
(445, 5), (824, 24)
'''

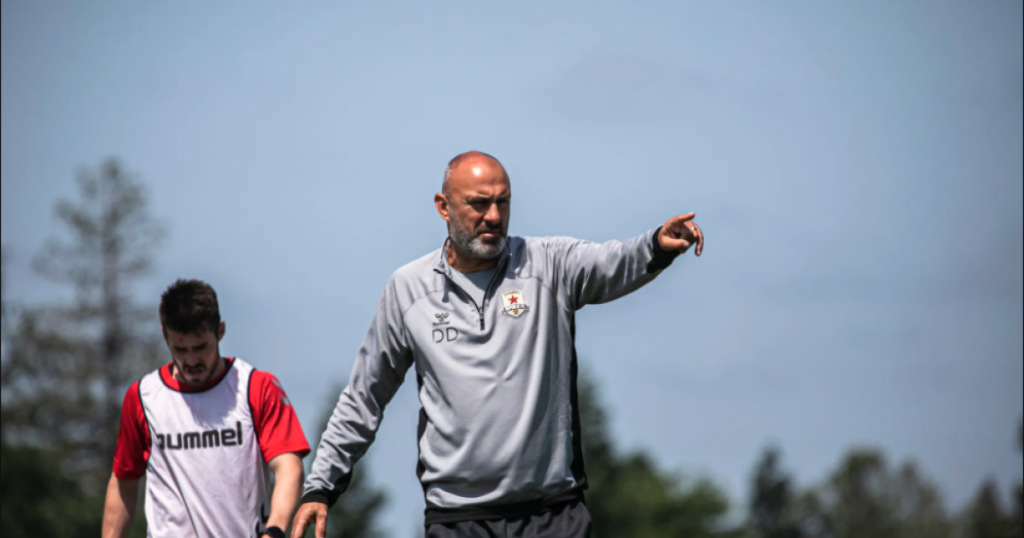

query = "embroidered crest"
(500, 290), (529, 317)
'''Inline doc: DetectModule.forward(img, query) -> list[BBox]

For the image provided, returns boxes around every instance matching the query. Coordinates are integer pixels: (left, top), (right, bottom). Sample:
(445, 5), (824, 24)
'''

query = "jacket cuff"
(300, 490), (331, 506)
(647, 226), (681, 273)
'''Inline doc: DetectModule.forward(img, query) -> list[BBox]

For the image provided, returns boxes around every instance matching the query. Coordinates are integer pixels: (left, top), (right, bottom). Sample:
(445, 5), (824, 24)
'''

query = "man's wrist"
(648, 226), (681, 272)
(300, 490), (331, 506)
(262, 526), (286, 538)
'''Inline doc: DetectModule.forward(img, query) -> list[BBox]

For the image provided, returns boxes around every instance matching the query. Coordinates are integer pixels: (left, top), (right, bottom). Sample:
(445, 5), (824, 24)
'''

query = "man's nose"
(483, 203), (501, 224)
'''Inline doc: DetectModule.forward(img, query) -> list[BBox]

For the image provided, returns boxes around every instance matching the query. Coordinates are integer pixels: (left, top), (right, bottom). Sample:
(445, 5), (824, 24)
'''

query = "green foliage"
(577, 367), (739, 538)
(1, 246), (13, 441)
(956, 420), (1024, 538)
(1016, 419), (1023, 531)
(749, 447), (802, 538)
(0, 441), (102, 537)
(1, 159), (165, 535)
(964, 480), (1018, 538)
(795, 449), (952, 538)
(2, 158), (164, 491)
(319, 466), (390, 538)
(1, 246), (8, 334)
(302, 382), (389, 538)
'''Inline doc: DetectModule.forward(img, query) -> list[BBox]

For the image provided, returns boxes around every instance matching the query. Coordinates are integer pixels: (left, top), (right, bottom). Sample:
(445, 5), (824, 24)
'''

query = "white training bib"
(138, 358), (270, 538)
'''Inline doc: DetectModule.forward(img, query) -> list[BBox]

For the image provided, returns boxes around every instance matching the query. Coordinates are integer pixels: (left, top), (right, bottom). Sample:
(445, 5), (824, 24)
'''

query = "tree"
(749, 446), (802, 538)
(795, 449), (953, 538)
(2, 251), (105, 535)
(965, 479), (1017, 538)
(1, 158), (165, 491)
(577, 367), (741, 538)
(1, 246), (14, 439)
(1015, 419), (1022, 533)
(302, 381), (389, 538)
(959, 420), (1024, 538)
(1, 246), (8, 332)
(0, 441), (103, 537)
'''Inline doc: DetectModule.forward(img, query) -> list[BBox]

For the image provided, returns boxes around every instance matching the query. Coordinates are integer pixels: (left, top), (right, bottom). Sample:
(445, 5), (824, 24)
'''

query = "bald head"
(442, 151), (508, 196)
(435, 151), (512, 266)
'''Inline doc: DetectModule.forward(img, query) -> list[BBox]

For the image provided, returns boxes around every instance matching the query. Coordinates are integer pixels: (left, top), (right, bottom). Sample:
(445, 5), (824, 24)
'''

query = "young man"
(102, 279), (311, 538)
(293, 151), (705, 537)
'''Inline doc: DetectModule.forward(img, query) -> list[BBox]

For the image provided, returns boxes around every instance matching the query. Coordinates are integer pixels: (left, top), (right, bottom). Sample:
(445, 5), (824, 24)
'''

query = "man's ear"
(434, 193), (451, 223)
(217, 321), (226, 342)
(161, 325), (168, 342)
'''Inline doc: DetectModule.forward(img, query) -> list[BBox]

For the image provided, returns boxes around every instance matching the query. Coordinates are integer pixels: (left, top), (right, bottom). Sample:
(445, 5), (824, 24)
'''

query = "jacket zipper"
(477, 258), (508, 330)
(442, 256), (509, 331)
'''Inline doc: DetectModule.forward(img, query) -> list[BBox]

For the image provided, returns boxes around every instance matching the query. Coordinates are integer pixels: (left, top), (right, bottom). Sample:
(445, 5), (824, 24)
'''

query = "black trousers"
(425, 499), (592, 538)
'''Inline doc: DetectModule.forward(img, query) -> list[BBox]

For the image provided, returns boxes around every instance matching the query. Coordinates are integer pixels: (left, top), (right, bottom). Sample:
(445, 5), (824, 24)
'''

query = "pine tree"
(1, 158), (165, 491)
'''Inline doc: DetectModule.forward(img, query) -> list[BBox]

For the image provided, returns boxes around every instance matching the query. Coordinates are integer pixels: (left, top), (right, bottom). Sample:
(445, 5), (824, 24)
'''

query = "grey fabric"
(303, 228), (676, 511)
(426, 500), (592, 538)
(449, 266), (498, 308)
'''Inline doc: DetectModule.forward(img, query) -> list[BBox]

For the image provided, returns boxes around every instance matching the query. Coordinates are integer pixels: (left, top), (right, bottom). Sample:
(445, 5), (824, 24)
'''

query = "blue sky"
(2, 1), (1021, 534)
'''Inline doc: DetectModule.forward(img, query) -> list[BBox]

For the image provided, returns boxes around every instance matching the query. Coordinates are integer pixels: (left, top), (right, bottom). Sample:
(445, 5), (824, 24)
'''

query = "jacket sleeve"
(300, 276), (413, 507)
(556, 226), (681, 310)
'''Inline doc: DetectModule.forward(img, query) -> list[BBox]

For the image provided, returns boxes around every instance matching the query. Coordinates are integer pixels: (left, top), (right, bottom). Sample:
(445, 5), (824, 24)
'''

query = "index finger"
(290, 517), (305, 538)
(666, 213), (696, 230)
(290, 509), (312, 538)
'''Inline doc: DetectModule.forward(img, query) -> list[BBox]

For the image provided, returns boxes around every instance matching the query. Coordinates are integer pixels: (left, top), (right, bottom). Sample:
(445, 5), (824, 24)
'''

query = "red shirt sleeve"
(250, 371), (311, 463)
(112, 381), (151, 480)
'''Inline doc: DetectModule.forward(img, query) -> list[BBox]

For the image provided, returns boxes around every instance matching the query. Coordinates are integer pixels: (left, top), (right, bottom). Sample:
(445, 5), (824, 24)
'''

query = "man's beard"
(449, 217), (506, 260)
(175, 348), (222, 387)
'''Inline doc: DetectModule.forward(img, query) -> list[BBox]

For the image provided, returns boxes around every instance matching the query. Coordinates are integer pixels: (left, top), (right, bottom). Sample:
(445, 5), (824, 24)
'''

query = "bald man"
(292, 152), (704, 537)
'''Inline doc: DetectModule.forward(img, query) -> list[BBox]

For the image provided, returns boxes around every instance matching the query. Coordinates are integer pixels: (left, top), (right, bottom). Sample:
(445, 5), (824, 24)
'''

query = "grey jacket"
(302, 227), (681, 524)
